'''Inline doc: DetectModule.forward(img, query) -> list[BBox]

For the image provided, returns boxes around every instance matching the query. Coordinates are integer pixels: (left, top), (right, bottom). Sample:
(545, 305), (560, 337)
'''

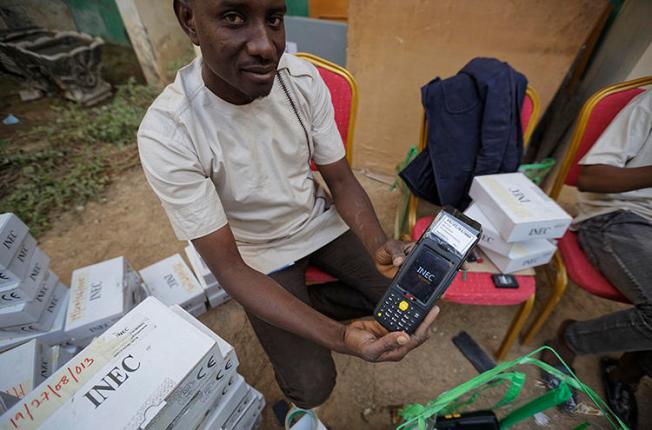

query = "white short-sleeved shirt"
(575, 90), (652, 224)
(138, 54), (349, 274)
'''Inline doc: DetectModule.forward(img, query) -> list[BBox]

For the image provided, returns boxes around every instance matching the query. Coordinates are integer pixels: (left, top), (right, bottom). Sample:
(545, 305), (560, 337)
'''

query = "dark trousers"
(245, 230), (390, 408)
(567, 210), (652, 377)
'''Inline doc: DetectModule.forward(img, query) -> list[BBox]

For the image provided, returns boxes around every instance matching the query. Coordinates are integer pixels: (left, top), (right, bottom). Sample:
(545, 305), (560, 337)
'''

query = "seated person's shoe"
(601, 357), (638, 430)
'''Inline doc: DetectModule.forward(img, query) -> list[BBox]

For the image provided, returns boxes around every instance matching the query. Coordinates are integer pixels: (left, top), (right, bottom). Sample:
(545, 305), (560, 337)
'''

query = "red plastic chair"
(407, 87), (541, 360)
(521, 77), (652, 344)
(295, 53), (358, 285)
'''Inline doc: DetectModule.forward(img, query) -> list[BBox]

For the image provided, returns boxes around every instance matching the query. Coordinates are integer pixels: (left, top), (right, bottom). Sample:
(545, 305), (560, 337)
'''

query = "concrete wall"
(627, 42), (652, 80)
(0, 0), (76, 31)
(346, 0), (609, 174)
(116, 0), (194, 86)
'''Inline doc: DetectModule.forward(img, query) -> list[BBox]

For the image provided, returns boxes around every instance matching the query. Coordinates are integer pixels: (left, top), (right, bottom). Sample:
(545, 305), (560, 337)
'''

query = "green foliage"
(0, 79), (156, 236)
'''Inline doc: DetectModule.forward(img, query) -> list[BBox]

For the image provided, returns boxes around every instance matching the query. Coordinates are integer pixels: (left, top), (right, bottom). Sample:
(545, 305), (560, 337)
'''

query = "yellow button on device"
(398, 300), (409, 311)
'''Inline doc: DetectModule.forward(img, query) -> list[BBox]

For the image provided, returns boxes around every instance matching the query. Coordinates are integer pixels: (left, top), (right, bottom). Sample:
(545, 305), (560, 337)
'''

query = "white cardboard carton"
(168, 371), (242, 430)
(469, 173), (572, 242)
(65, 256), (141, 340)
(207, 288), (230, 309)
(0, 214), (29, 271)
(0, 247), (49, 307)
(229, 389), (264, 430)
(185, 245), (231, 308)
(465, 203), (555, 257)
(0, 288), (69, 353)
(0, 282), (68, 334)
(1, 297), (226, 430)
(483, 241), (556, 274)
(201, 375), (248, 430)
(0, 339), (47, 399)
(0, 235), (37, 293)
(185, 244), (218, 289)
(139, 254), (206, 314)
(0, 271), (57, 327)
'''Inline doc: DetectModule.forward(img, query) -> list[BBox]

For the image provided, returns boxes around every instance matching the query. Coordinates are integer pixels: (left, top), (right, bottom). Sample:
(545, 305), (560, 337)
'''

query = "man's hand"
(343, 306), (439, 362)
(375, 240), (415, 278)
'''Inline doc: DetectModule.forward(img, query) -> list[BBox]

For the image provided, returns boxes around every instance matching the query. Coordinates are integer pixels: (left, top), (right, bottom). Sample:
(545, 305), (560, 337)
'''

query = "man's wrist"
(328, 321), (352, 355)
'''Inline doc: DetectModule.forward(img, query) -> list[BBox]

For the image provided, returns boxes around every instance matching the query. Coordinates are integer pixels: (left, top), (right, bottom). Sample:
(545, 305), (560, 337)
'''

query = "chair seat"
(305, 265), (338, 284)
(558, 231), (628, 303)
(413, 216), (535, 305)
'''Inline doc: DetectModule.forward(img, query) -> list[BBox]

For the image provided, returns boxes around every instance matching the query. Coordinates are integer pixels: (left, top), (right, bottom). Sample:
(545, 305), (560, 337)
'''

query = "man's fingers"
(365, 331), (409, 361)
(411, 306), (440, 343)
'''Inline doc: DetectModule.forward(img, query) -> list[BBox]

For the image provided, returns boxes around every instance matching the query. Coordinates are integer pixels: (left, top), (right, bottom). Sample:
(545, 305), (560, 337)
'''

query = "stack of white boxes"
(185, 243), (230, 309)
(0, 213), (69, 353)
(0, 339), (51, 399)
(466, 173), (572, 273)
(64, 256), (145, 347)
(139, 254), (207, 317)
(1, 297), (264, 430)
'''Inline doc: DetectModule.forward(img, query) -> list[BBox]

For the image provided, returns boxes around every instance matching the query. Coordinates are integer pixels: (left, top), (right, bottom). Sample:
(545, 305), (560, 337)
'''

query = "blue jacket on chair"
(400, 58), (528, 210)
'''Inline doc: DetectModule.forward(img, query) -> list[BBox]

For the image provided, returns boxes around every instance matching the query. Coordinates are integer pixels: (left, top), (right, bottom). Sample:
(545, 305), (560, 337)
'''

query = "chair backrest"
(549, 76), (652, 200)
(295, 52), (358, 165)
(418, 85), (541, 151)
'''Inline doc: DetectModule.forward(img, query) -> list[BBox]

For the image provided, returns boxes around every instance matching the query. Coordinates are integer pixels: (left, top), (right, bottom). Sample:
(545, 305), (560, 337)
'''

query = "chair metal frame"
(405, 86), (541, 360)
(294, 52), (358, 166)
(521, 76), (652, 345)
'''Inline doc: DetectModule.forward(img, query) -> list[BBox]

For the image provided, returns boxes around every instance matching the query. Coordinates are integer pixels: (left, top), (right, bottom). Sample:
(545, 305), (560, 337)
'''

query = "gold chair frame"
(521, 76), (652, 345)
(295, 52), (359, 166)
(404, 86), (541, 360)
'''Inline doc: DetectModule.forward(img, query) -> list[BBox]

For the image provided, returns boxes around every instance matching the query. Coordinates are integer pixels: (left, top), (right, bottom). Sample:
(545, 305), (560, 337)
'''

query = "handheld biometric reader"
(374, 206), (481, 334)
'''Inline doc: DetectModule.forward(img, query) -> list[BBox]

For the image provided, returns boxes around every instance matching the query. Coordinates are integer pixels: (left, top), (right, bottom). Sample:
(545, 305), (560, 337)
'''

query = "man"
(137, 0), (439, 414)
(543, 89), (652, 428)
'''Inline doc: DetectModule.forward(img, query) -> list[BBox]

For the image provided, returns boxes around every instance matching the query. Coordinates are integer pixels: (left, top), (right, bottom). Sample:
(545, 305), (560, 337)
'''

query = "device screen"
(398, 247), (453, 303)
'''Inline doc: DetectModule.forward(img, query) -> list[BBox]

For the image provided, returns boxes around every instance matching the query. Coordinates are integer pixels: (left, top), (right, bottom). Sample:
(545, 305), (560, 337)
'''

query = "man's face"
(179, 0), (286, 104)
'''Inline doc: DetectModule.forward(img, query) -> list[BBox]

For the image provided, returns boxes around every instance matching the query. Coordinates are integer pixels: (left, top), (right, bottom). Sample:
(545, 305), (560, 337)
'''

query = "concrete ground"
(38, 166), (650, 429)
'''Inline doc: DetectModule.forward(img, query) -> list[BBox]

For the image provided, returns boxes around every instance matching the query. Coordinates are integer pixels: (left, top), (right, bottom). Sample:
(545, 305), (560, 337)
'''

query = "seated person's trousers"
(245, 230), (390, 409)
(567, 210), (652, 376)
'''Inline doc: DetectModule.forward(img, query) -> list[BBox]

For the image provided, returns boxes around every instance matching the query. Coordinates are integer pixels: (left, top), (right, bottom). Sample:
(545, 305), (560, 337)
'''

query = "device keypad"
(376, 291), (421, 332)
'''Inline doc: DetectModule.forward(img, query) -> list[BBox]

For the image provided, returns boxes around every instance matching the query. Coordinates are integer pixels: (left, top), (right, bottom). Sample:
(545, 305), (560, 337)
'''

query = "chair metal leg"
(495, 294), (535, 361)
(521, 252), (568, 345)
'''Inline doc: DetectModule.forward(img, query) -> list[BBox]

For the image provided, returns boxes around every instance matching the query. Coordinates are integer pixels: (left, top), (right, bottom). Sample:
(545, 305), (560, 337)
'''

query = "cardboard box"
(0, 288), (69, 353)
(483, 241), (556, 273)
(139, 254), (206, 313)
(0, 339), (47, 399)
(0, 271), (57, 327)
(185, 244), (218, 288)
(469, 173), (572, 242)
(222, 387), (262, 430)
(65, 256), (142, 340)
(0, 282), (68, 334)
(49, 344), (81, 374)
(0, 247), (49, 307)
(465, 203), (554, 258)
(169, 372), (243, 430)
(229, 390), (264, 430)
(207, 288), (230, 309)
(0, 235), (37, 293)
(0, 213), (29, 271)
(0, 392), (20, 416)
(1, 297), (227, 430)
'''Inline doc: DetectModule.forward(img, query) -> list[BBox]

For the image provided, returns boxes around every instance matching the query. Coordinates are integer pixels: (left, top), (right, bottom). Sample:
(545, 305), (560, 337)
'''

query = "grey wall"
(284, 16), (347, 67)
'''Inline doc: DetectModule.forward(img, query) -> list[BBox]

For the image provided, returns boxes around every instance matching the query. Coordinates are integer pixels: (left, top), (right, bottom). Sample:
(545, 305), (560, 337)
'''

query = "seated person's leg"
(307, 230), (390, 320)
(246, 258), (336, 409)
(563, 210), (652, 359)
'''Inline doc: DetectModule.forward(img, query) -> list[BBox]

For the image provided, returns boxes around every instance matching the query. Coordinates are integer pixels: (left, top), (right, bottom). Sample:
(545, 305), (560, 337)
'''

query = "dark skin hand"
(184, 0), (437, 362)
(576, 164), (652, 193)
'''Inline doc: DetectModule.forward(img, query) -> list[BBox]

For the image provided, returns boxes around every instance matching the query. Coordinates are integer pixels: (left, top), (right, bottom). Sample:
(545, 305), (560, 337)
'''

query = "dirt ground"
(33, 165), (651, 430)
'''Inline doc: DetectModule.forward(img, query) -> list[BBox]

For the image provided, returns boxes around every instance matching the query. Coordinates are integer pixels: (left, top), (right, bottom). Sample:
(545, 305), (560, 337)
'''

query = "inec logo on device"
(416, 266), (436, 282)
